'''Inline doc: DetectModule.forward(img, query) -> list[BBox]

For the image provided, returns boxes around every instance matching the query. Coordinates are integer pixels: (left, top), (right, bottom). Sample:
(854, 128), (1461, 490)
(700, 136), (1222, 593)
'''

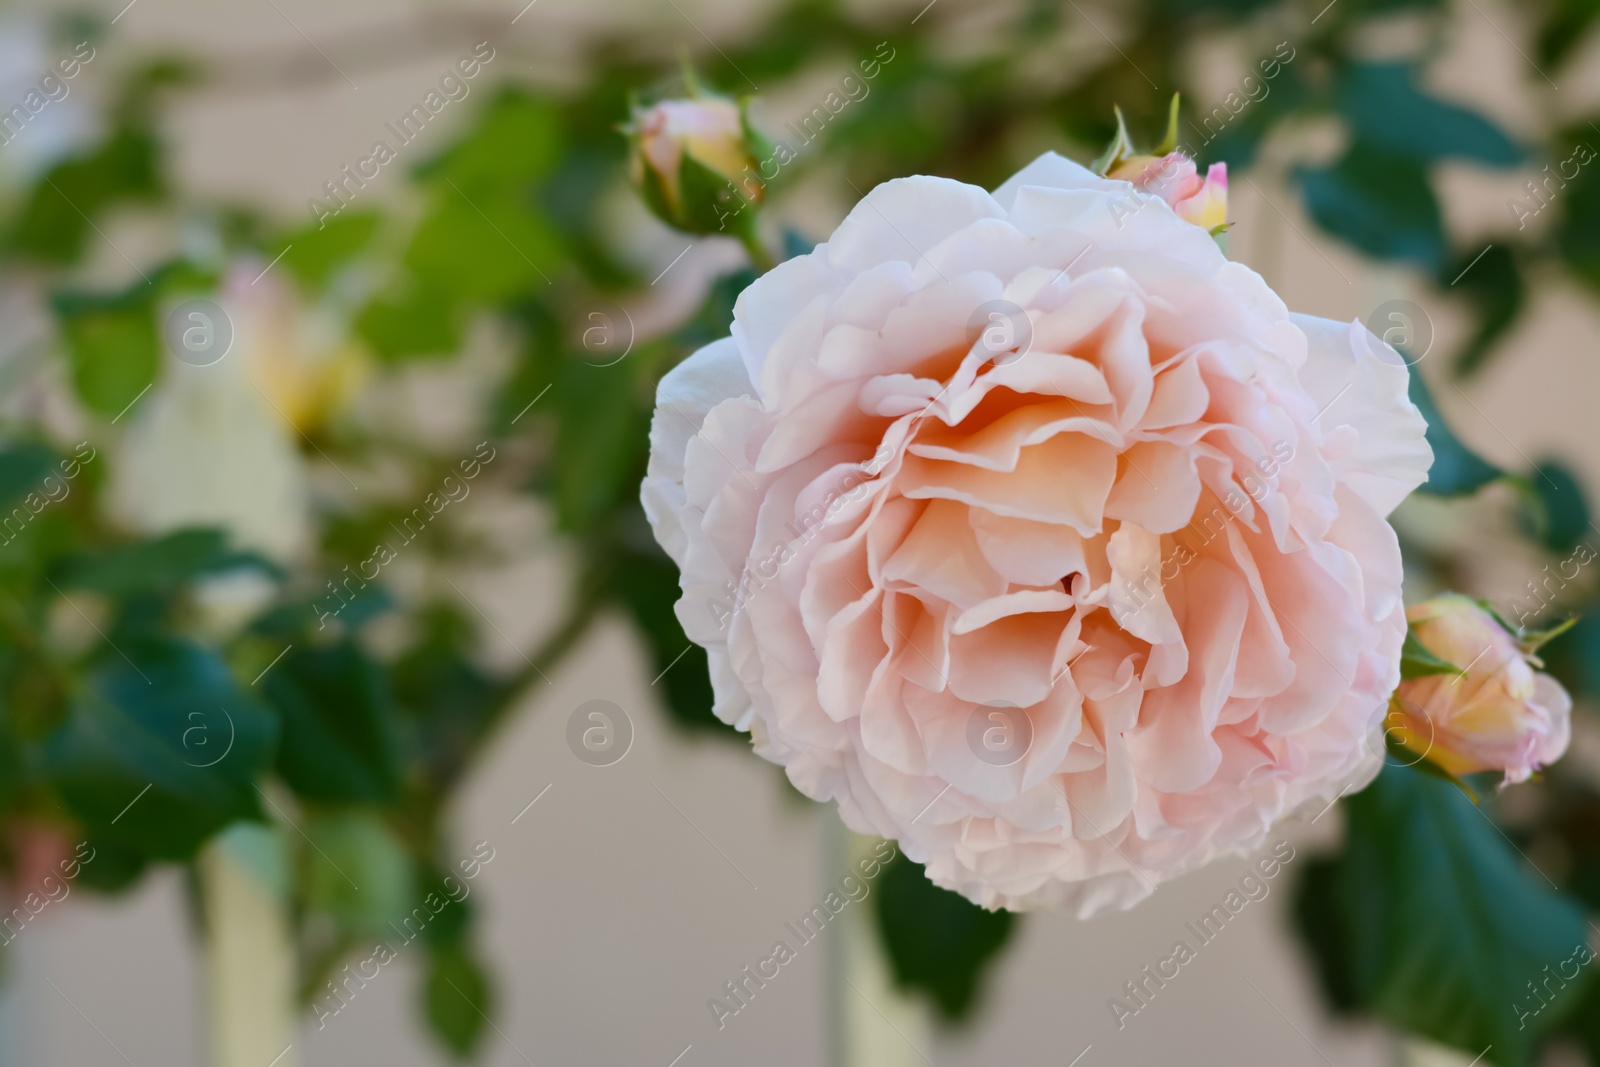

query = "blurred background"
(0, 0), (1598, 1064)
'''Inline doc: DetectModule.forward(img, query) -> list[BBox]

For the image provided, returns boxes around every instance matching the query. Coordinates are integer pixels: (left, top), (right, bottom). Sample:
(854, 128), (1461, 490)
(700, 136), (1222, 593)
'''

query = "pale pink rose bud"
(626, 96), (764, 234)
(1392, 595), (1572, 784)
(1108, 152), (1228, 232)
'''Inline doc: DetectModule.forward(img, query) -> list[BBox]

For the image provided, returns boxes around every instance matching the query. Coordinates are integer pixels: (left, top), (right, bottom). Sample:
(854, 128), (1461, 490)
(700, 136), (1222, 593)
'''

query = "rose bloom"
(1392, 595), (1572, 784)
(643, 152), (1432, 914)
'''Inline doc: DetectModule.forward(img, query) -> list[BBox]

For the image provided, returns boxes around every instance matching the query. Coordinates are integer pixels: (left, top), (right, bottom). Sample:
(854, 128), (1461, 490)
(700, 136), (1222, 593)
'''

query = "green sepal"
(1092, 105), (1137, 176)
(674, 149), (752, 236)
(739, 97), (775, 172)
(1153, 93), (1181, 156)
(1519, 614), (1578, 655)
(1400, 628), (1464, 680)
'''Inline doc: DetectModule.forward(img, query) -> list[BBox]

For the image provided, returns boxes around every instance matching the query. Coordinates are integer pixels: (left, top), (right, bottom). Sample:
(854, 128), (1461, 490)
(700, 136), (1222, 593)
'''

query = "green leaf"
(51, 283), (160, 420)
(300, 810), (414, 931)
(552, 358), (651, 535)
(613, 546), (733, 737)
(1446, 244), (1524, 379)
(1336, 63), (1521, 166)
(1536, 0), (1600, 68)
(274, 211), (383, 291)
(423, 945), (492, 1059)
(6, 129), (161, 264)
(70, 838), (147, 894)
(54, 528), (277, 597)
(352, 94), (564, 362)
(261, 641), (401, 803)
(1541, 614), (1600, 705)
(1195, 58), (1307, 171)
(1291, 855), (1362, 1013)
(1557, 138), (1600, 290)
(0, 442), (59, 508)
(1297, 763), (1593, 1067)
(1407, 369), (1504, 495)
(1299, 142), (1446, 270)
(401, 191), (560, 304)
(419, 90), (561, 193)
(873, 852), (1017, 1021)
(1516, 458), (1591, 555)
(355, 290), (463, 362)
(391, 614), (510, 785)
(42, 636), (277, 860)
(1401, 629), (1463, 679)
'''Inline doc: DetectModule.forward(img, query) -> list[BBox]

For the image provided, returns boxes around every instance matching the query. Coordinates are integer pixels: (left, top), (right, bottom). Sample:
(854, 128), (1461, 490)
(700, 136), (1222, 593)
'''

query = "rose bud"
(1391, 594), (1573, 785)
(1108, 153), (1228, 232)
(625, 94), (767, 235)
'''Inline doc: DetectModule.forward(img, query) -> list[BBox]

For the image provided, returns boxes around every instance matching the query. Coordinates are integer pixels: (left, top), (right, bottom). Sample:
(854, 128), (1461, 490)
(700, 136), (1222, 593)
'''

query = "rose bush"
(643, 152), (1432, 914)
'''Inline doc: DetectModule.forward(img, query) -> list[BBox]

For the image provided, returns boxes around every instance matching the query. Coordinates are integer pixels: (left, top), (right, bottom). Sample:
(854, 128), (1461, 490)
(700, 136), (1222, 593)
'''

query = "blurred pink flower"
(643, 153), (1431, 914)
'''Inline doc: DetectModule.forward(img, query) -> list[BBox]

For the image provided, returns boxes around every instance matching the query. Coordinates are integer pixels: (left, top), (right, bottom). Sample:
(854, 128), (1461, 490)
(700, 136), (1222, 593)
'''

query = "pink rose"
(1391, 595), (1572, 784)
(643, 153), (1432, 914)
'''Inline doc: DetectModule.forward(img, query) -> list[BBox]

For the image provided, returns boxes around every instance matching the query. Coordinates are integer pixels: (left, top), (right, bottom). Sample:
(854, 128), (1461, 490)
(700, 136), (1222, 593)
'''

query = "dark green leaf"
(613, 546), (733, 737)
(1556, 137), (1600, 289)
(1193, 58), (1308, 171)
(261, 641), (401, 803)
(552, 359), (650, 535)
(7, 130), (161, 264)
(1537, 609), (1600, 704)
(55, 528), (277, 597)
(1445, 244), (1523, 379)
(1336, 63), (1521, 166)
(391, 618), (509, 788)
(300, 810), (414, 931)
(42, 636), (277, 860)
(1517, 458), (1591, 555)
(1299, 763), (1593, 1066)
(873, 851), (1016, 1021)
(1407, 369), (1504, 495)
(1536, 0), (1600, 68)
(417, 871), (474, 948)
(0, 443), (58, 509)
(70, 838), (147, 894)
(1299, 142), (1446, 270)
(423, 945), (492, 1059)
(1291, 855), (1362, 1013)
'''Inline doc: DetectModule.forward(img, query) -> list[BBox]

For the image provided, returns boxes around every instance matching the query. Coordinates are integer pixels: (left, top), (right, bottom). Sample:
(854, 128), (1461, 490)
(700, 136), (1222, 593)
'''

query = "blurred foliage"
(873, 853), (1016, 1020)
(1295, 764), (1594, 1066)
(0, 0), (1598, 1059)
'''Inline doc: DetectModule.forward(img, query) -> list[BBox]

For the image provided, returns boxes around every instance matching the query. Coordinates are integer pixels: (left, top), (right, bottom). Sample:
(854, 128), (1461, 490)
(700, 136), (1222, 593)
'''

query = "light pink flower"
(642, 153), (1432, 914)
(1392, 595), (1572, 784)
